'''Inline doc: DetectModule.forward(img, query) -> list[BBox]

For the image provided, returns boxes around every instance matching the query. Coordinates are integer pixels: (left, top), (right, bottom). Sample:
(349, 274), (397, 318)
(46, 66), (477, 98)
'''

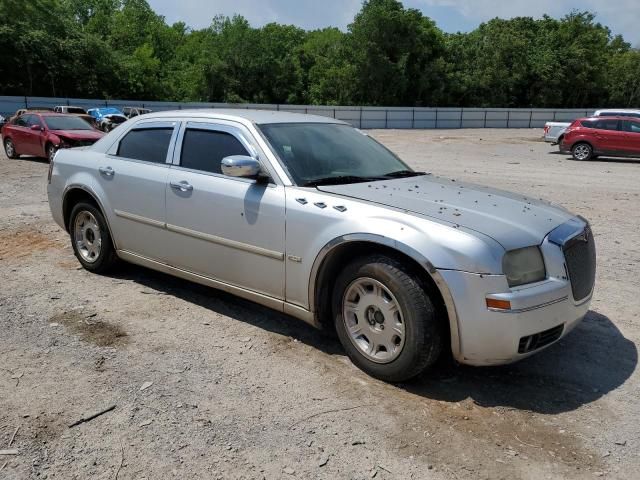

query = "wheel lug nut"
(379, 325), (384, 330)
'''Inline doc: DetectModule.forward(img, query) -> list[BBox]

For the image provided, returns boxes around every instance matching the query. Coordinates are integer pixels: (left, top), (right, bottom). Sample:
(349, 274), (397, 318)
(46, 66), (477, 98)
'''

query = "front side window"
(117, 128), (173, 163)
(26, 115), (43, 128)
(258, 123), (414, 186)
(622, 120), (640, 134)
(180, 128), (248, 175)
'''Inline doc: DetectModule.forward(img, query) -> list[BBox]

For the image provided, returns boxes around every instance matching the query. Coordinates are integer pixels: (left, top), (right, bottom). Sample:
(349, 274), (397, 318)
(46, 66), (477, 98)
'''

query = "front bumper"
(440, 270), (589, 366)
(439, 219), (594, 366)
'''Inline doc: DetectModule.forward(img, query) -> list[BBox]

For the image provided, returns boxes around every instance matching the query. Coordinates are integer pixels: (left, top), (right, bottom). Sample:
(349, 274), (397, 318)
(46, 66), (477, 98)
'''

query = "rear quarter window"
(117, 128), (173, 163)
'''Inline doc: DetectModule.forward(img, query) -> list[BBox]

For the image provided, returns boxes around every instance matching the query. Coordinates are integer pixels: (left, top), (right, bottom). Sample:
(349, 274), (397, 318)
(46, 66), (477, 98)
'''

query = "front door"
(164, 121), (286, 300)
(621, 119), (640, 156)
(97, 121), (178, 261)
(23, 114), (46, 156)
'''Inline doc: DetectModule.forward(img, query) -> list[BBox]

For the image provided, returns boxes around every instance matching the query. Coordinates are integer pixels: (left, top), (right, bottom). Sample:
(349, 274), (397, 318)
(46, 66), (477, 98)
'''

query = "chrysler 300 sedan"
(47, 110), (596, 382)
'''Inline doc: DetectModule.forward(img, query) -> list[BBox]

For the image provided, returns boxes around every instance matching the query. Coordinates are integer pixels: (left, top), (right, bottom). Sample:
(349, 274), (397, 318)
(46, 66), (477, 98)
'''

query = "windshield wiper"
(302, 175), (387, 187)
(382, 170), (428, 178)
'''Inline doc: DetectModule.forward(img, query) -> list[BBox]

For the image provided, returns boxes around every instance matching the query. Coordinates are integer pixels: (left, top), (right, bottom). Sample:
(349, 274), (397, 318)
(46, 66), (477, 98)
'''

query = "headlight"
(502, 246), (546, 287)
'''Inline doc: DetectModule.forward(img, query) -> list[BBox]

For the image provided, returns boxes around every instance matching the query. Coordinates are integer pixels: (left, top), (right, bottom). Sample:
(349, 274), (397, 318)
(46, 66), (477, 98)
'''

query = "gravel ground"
(0, 128), (638, 480)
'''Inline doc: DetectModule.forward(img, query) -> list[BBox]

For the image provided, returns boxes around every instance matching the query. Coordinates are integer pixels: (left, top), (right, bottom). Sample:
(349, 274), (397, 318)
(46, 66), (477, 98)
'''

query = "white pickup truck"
(543, 109), (640, 144)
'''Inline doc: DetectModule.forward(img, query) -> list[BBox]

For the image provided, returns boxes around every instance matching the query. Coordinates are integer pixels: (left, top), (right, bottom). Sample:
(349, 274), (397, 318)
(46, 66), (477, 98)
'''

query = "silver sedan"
(47, 110), (596, 382)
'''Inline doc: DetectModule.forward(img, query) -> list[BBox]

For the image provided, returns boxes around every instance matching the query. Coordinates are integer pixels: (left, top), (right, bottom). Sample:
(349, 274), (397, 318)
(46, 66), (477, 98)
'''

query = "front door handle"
(170, 181), (194, 192)
(99, 166), (115, 176)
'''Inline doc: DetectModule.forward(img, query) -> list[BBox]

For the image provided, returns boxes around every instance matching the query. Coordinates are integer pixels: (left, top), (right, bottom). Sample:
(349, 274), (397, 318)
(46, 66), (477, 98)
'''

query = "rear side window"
(594, 119), (619, 131)
(180, 129), (248, 174)
(117, 128), (173, 163)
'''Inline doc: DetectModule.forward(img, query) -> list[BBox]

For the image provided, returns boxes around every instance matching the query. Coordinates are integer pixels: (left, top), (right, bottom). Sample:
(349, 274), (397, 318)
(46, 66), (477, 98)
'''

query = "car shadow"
(108, 263), (343, 355)
(108, 264), (636, 415)
(404, 310), (637, 414)
(13, 155), (49, 164)
(548, 151), (640, 164)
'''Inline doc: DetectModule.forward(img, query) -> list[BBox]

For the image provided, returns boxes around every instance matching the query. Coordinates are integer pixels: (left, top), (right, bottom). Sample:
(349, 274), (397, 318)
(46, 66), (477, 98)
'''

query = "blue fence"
(0, 95), (595, 129)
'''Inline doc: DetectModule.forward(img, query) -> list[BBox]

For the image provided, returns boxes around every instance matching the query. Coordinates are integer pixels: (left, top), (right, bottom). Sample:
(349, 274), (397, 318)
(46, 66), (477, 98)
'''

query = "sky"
(147, 0), (640, 46)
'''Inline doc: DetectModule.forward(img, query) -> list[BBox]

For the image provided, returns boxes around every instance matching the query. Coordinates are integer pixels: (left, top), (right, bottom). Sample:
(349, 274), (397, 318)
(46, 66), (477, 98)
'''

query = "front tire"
(332, 255), (444, 382)
(572, 142), (593, 161)
(46, 143), (57, 162)
(4, 138), (18, 159)
(69, 202), (119, 273)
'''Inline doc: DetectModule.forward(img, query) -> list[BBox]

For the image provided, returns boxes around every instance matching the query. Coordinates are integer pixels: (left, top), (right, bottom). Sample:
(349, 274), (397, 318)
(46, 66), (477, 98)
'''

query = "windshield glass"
(44, 116), (93, 131)
(258, 123), (415, 186)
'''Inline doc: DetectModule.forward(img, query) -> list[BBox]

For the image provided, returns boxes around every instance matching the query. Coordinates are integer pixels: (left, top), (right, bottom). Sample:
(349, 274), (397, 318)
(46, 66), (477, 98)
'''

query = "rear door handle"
(170, 181), (193, 192)
(99, 166), (114, 176)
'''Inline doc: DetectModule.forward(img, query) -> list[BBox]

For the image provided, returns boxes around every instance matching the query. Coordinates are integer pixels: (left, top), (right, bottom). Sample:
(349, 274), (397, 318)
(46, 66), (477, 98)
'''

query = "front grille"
(563, 226), (596, 301)
(518, 324), (564, 354)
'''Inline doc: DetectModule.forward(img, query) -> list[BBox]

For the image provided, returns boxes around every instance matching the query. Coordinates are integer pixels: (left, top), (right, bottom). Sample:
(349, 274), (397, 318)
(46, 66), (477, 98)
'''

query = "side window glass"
(623, 121), (640, 134)
(595, 119), (619, 131)
(26, 115), (42, 128)
(15, 115), (29, 127)
(117, 128), (173, 163)
(180, 129), (249, 175)
(581, 121), (596, 129)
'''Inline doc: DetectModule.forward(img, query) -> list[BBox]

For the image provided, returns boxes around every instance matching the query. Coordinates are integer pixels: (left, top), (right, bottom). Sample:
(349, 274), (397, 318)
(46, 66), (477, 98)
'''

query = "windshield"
(44, 116), (93, 131)
(258, 123), (416, 186)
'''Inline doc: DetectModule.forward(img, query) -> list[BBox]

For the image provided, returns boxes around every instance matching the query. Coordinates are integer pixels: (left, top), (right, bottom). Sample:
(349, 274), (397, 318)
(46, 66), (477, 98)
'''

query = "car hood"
(317, 175), (574, 251)
(103, 114), (127, 122)
(51, 129), (104, 141)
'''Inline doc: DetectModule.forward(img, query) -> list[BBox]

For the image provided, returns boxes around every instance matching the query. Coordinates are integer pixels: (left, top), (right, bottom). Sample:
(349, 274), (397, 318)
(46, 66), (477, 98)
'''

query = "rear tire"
(572, 142), (593, 161)
(332, 254), (444, 382)
(69, 202), (119, 273)
(4, 138), (18, 159)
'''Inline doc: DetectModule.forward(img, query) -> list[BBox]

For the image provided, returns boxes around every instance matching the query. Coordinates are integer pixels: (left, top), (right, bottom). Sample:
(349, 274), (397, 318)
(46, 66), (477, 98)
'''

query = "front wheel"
(332, 255), (444, 382)
(69, 202), (119, 273)
(47, 143), (57, 162)
(4, 138), (19, 159)
(572, 142), (593, 161)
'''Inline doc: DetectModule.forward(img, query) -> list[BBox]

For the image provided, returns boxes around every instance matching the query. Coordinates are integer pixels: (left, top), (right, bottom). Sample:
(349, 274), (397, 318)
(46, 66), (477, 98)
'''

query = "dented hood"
(317, 175), (574, 251)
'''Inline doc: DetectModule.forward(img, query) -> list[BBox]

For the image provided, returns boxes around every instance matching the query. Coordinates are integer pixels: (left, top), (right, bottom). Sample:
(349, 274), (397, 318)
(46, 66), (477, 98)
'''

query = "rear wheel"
(332, 255), (444, 382)
(69, 202), (119, 273)
(4, 138), (18, 159)
(572, 142), (593, 161)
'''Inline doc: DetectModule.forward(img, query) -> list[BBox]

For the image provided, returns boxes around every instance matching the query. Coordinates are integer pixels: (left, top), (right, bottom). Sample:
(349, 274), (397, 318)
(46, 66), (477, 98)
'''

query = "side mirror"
(221, 155), (262, 179)
(30, 125), (43, 131)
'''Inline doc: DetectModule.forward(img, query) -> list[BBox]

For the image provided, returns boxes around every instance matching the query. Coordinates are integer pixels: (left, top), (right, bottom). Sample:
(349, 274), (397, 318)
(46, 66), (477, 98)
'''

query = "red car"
(2, 112), (104, 161)
(560, 116), (640, 161)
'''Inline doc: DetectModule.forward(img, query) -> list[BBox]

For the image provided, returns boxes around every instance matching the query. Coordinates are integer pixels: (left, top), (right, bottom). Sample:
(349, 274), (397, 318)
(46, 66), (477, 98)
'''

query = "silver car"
(47, 110), (596, 382)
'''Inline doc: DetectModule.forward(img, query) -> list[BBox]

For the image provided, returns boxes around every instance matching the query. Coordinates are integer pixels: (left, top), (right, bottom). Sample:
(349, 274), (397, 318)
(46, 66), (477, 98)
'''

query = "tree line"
(1, 0), (639, 108)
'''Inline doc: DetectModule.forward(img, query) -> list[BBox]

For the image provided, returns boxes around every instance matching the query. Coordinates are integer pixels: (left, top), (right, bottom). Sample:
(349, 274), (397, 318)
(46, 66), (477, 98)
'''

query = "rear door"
(621, 120), (640, 156)
(97, 121), (179, 261)
(592, 119), (622, 154)
(7, 115), (30, 154)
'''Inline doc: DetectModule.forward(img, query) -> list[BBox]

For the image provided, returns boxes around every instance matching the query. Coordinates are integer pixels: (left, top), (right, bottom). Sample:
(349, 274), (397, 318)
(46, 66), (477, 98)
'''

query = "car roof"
(139, 109), (346, 126)
(581, 116), (640, 121)
(594, 109), (640, 114)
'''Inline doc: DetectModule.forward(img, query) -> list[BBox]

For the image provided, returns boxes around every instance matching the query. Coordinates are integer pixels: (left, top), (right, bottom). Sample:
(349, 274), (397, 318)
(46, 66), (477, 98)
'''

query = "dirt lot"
(0, 129), (638, 480)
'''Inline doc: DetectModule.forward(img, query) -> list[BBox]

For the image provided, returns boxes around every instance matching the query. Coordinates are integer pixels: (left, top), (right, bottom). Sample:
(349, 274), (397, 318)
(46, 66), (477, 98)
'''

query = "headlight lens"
(502, 246), (546, 287)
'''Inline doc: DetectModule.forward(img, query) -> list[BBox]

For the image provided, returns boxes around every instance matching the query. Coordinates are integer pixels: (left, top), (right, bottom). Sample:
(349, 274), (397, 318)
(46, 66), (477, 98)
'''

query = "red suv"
(561, 116), (640, 161)
(2, 112), (104, 162)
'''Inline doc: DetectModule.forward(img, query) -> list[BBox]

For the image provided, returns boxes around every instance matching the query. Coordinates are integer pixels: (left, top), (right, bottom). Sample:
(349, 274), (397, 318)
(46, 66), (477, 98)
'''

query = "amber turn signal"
(486, 298), (511, 310)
